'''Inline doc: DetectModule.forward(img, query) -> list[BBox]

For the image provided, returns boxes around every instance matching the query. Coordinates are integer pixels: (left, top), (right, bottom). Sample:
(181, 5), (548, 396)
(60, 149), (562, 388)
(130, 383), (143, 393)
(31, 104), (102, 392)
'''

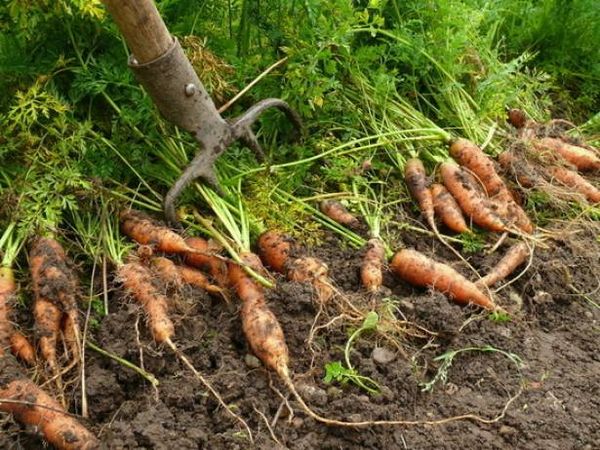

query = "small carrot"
(257, 231), (334, 303)
(547, 166), (600, 203)
(477, 242), (530, 287)
(320, 200), (360, 229)
(152, 255), (225, 296)
(120, 209), (191, 254)
(10, 331), (36, 365)
(118, 262), (174, 343)
(0, 356), (99, 450)
(390, 249), (496, 310)
(404, 158), (435, 230)
(440, 162), (507, 232)
(360, 237), (386, 293)
(184, 237), (229, 287)
(535, 137), (600, 172)
(430, 183), (469, 233)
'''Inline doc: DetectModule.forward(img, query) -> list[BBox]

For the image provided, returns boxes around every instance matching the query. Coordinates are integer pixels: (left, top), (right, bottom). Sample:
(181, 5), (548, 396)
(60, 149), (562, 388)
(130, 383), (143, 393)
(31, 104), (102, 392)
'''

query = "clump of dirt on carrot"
(0, 355), (99, 450)
(257, 230), (333, 303)
(390, 248), (497, 310)
(29, 237), (82, 382)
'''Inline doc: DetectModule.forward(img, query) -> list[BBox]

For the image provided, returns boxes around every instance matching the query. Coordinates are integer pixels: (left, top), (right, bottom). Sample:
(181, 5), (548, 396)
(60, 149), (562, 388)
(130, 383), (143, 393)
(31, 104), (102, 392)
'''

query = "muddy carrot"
(390, 249), (496, 310)
(430, 183), (469, 233)
(440, 162), (507, 232)
(320, 200), (360, 229)
(10, 332), (36, 365)
(184, 237), (229, 287)
(0, 356), (99, 450)
(477, 242), (530, 287)
(404, 158), (435, 230)
(360, 238), (386, 293)
(152, 256), (224, 296)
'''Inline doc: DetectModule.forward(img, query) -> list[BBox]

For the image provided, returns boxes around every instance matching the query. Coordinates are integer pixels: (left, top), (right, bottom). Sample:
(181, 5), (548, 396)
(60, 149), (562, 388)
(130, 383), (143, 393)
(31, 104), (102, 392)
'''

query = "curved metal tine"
(163, 147), (222, 225)
(238, 128), (266, 162)
(233, 98), (303, 141)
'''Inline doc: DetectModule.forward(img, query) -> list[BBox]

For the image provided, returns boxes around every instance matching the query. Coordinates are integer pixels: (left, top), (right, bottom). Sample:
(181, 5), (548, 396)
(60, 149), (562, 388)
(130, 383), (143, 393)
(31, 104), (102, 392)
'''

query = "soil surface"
(1, 223), (599, 449)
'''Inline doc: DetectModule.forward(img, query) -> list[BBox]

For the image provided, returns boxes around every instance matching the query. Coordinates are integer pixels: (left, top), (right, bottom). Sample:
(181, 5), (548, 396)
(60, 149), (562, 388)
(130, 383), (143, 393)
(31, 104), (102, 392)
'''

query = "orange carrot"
(477, 242), (530, 287)
(10, 331), (36, 365)
(404, 158), (435, 230)
(440, 162), (507, 232)
(184, 237), (229, 287)
(547, 166), (600, 203)
(30, 237), (81, 367)
(0, 356), (99, 450)
(119, 262), (174, 343)
(320, 200), (360, 229)
(152, 256), (224, 296)
(430, 183), (469, 233)
(0, 267), (16, 355)
(34, 297), (62, 372)
(390, 249), (496, 310)
(535, 137), (600, 172)
(257, 231), (334, 303)
(449, 140), (533, 233)
(360, 238), (386, 293)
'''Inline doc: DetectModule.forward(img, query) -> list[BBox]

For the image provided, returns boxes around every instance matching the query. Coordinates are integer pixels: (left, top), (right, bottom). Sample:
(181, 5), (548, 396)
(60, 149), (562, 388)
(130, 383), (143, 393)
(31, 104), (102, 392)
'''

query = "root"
(279, 366), (522, 428)
(164, 339), (254, 443)
(253, 405), (283, 447)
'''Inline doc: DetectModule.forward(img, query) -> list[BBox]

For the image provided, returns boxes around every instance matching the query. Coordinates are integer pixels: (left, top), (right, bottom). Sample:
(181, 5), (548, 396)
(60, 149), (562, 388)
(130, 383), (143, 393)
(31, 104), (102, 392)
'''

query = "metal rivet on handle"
(184, 83), (196, 96)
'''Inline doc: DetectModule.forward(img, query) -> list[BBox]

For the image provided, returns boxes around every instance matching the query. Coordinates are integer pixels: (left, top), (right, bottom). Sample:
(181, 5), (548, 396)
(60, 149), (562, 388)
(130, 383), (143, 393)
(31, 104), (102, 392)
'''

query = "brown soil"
(1, 225), (599, 449)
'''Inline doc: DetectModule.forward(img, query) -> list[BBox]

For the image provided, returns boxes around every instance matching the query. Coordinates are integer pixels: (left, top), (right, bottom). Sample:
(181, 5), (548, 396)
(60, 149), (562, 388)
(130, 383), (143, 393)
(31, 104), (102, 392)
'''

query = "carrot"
(30, 237), (82, 367)
(151, 256), (224, 296)
(10, 331), (36, 365)
(404, 158), (435, 230)
(440, 162), (507, 232)
(257, 230), (334, 303)
(319, 200), (360, 229)
(360, 238), (386, 293)
(449, 140), (533, 233)
(507, 109), (527, 129)
(535, 137), (600, 172)
(547, 166), (600, 203)
(390, 249), (496, 310)
(118, 262), (174, 343)
(477, 242), (530, 287)
(0, 356), (99, 450)
(497, 151), (536, 188)
(184, 237), (229, 287)
(430, 183), (469, 233)
(0, 267), (16, 354)
(33, 297), (62, 372)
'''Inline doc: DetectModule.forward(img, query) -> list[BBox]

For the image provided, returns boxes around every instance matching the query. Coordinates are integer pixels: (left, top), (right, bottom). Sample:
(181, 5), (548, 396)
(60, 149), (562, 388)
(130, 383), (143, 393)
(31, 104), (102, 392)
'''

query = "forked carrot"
(430, 183), (469, 233)
(390, 249), (496, 310)
(477, 242), (530, 287)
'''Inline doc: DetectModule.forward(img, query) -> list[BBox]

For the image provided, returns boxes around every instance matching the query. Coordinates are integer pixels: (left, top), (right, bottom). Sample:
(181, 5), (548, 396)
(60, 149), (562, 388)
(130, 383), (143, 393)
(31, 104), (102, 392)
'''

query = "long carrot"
(440, 162), (507, 232)
(0, 355), (99, 450)
(449, 139), (533, 233)
(257, 230), (334, 303)
(404, 158), (435, 230)
(547, 166), (600, 203)
(534, 137), (600, 172)
(30, 237), (81, 365)
(360, 237), (386, 293)
(430, 183), (469, 233)
(118, 259), (252, 438)
(319, 200), (360, 229)
(390, 249), (496, 310)
(477, 242), (530, 287)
